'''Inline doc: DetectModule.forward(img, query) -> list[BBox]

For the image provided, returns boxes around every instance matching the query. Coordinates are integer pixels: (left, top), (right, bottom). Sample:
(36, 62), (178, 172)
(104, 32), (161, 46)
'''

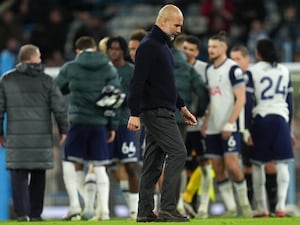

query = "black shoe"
(158, 209), (189, 222)
(136, 212), (158, 222)
(30, 217), (44, 221)
(17, 216), (30, 222)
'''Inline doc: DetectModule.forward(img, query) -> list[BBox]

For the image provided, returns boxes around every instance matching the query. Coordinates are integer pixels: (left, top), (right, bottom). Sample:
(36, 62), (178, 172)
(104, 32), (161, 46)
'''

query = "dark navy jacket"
(128, 25), (184, 116)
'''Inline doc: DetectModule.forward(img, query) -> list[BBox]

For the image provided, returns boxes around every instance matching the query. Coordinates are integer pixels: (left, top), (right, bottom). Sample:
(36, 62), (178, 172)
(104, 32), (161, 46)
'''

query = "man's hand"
(181, 106), (197, 126)
(107, 130), (116, 143)
(127, 116), (141, 131)
(59, 134), (67, 145)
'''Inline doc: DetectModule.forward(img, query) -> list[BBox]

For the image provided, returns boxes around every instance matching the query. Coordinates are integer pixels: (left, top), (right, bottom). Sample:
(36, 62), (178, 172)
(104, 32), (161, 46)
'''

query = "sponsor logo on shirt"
(210, 86), (222, 96)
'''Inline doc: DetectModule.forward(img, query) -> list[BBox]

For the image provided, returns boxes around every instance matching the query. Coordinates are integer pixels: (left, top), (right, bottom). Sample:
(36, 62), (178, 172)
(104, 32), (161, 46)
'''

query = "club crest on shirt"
(234, 67), (243, 80)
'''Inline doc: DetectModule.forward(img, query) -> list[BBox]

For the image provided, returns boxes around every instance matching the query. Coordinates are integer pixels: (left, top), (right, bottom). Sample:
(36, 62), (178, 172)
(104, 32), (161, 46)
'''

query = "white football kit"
(206, 58), (245, 134)
(247, 61), (292, 122)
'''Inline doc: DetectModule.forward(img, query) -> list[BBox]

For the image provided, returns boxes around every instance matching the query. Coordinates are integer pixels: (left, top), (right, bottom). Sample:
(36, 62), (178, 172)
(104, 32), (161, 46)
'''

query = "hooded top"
(55, 50), (121, 127)
(0, 63), (68, 169)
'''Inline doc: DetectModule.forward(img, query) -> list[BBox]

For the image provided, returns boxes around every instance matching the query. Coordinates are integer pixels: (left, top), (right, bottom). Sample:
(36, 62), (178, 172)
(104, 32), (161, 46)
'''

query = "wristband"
(222, 122), (237, 132)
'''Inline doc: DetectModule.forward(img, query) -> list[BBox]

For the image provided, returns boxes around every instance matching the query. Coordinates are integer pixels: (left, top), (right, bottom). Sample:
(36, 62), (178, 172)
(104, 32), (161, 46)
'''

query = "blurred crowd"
(1, 0), (300, 71)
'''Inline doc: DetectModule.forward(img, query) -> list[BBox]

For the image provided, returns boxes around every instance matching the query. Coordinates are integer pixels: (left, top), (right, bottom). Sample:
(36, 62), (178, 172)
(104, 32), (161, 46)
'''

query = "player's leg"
(197, 160), (213, 218)
(62, 124), (89, 220)
(252, 163), (268, 216)
(82, 163), (97, 220)
(265, 162), (277, 214)
(181, 165), (199, 217)
(93, 166), (110, 220)
(272, 116), (294, 217)
(62, 161), (83, 220)
(250, 115), (275, 217)
(176, 124), (188, 215)
(224, 133), (251, 217)
(124, 162), (139, 219)
(87, 126), (112, 221)
(117, 125), (140, 219)
(206, 134), (237, 217)
(275, 163), (289, 217)
(241, 141), (254, 207)
(197, 134), (213, 219)
(182, 130), (207, 217)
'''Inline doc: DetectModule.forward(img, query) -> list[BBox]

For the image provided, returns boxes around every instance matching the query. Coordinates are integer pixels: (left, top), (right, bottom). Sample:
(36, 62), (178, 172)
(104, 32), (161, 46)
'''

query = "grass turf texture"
(1, 217), (300, 225)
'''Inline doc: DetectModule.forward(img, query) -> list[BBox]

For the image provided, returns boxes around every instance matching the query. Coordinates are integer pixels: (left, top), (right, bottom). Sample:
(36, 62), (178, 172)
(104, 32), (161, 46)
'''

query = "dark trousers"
(10, 169), (46, 218)
(138, 108), (187, 215)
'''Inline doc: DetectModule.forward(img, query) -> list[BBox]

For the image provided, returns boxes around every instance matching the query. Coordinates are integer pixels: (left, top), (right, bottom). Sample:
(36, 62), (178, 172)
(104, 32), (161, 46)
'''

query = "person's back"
(56, 37), (120, 126)
(249, 62), (290, 121)
(56, 36), (121, 221)
(246, 38), (294, 217)
(0, 46), (67, 169)
(0, 44), (68, 221)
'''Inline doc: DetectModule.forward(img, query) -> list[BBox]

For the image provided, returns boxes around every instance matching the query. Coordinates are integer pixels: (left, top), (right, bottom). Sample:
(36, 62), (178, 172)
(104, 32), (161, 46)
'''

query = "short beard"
(209, 55), (219, 63)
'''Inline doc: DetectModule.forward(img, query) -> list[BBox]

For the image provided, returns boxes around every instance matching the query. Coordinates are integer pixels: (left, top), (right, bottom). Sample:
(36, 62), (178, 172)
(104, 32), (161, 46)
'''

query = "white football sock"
(84, 172), (97, 213)
(218, 179), (237, 211)
(76, 170), (85, 199)
(120, 180), (130, 207)
(62, 161), (81, 213)
(128, 192), (139, 216)
(252, 164), (268, 213)
(233, 179), (250, 206)
(276, 163), (289, 211)
(94, 166), (110, 219)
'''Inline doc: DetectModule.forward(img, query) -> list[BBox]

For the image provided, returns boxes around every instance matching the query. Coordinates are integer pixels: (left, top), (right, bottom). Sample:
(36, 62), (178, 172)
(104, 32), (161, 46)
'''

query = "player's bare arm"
(222, 85), (246, 140)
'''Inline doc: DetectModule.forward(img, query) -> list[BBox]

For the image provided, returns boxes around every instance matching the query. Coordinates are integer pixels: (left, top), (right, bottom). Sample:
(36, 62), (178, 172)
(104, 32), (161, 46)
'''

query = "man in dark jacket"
(0, 44), (68, 221)
(127, 4), (197, 222)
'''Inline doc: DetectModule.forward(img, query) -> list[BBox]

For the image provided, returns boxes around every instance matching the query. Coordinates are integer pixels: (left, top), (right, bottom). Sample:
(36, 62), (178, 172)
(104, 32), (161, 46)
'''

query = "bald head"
(155, 4), (183, 41)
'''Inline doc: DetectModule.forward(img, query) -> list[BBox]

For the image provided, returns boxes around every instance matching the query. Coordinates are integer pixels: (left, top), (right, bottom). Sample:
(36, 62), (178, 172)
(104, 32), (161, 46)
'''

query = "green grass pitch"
(1, 217), (300, 225)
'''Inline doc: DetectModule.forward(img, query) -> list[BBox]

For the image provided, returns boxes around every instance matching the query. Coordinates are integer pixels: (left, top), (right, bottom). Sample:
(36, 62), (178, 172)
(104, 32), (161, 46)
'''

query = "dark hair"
(106, 36), (128, 58)
(256, 38), (278, 66)
(185, 35), (200, 50)
(18, 44), (39, 62)
(230, 44), (249, 57)
(129, 29), (147, 41)
(209, 31), (228, 45)
(75, 36), (96, 50)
